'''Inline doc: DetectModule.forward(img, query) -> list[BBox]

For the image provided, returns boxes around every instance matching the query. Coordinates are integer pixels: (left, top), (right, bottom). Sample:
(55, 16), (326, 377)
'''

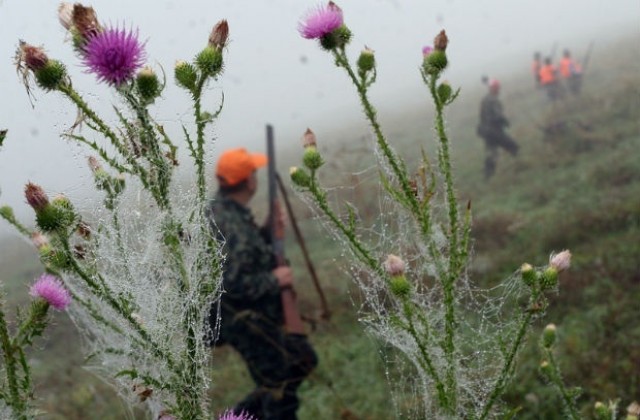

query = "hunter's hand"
(273, 266), (294, 289)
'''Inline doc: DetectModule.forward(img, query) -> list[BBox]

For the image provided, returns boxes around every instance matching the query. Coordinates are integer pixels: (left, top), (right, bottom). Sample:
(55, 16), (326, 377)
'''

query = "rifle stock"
(266, 124), (306, 335)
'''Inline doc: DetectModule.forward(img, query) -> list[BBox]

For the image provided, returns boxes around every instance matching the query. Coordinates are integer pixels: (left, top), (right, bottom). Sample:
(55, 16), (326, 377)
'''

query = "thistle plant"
(538, 323), (582, 419)
(0, 274), (71, 419)
(1, 3), (229, 418)
(292, 3), (572, 418)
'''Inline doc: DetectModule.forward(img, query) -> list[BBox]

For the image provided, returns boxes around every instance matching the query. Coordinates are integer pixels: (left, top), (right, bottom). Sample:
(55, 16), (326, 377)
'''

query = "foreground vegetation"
(0, 33), (638, 419)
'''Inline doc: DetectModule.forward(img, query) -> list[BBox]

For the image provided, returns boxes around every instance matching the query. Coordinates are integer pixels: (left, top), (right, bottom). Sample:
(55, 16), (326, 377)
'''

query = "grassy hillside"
(0, 34), (638, 419)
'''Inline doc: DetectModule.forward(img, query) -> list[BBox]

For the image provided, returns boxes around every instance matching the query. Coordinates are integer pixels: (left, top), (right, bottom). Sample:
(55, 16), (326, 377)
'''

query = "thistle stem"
(0, 300), (28, 420)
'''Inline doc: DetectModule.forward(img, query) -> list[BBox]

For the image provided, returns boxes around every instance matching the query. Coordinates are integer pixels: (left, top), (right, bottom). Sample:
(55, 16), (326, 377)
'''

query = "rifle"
(581, 41), (595, 74)
(276, 173), (331, 320)
(266, 124), (306, 335)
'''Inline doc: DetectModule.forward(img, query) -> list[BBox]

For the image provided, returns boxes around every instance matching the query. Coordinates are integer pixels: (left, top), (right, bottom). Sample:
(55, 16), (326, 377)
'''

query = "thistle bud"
(302, 128), (317, 149)
(302, 146), (324, 170)
(540, 267), (558, 290)
(520, 263), (537, 287)
(549, 250), (571, 272)
(136, 66), (161, 101)
(20, 43), (49, 71)
(334, 25), (352, 47)
(25, 182), (49, 212)
(36, 194), (76, 232)
(434, 29), (448, 51)
(357, 47), (375, 74)
(437, 81), (452, 103)
(208, 20), (229, 50)
(174, 60), (198, 91)
(51, 193), (72, 209)
(384, 254), (405, 277)
(0, 206), (14, 221)
(539, 360), (552, 377)
(72, 4), (102, 40)
(36, 206), (65, 232)
(319, 24), (352, 51)
(58, 3), (74, 30)
(290, 167), (311, 188)
(389, 276), (411, 298)
(195, 46), (223, 77)
(31, 232), (49, 250)
(594, 401), (612, 420)
(542, 323), (557, 348)
(87, 156), (102, 173)
(424, 50), (448, 74)
(627, 402), (640, 419)
(35, 60), (67, 91)
(77, 221), (92, 239)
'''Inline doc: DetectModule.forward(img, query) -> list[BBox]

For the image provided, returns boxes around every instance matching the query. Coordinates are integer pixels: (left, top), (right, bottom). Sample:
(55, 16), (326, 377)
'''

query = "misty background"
(0, 0), (638, 238)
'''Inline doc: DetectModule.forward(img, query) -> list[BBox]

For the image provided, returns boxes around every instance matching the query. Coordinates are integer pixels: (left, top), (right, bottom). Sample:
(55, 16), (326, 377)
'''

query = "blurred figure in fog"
(538, 57), (564, 101)
(531, 51), (542, 89)
(559, 49), (583, 95)
(476, 79), (519, 179)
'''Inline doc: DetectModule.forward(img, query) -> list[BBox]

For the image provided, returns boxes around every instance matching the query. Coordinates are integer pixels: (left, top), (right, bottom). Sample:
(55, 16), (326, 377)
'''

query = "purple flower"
(218, 410), (255, 420)
(298, 2), (343, 39)
(30, 274), (71, 310)
(422, 46), (433, 58)
(83, 26), (145, 86)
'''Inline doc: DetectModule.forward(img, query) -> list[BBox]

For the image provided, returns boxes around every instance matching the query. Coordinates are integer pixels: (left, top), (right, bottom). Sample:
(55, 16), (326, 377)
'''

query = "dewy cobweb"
(296, 133), (531, 418)
(63, 177), (222, 416)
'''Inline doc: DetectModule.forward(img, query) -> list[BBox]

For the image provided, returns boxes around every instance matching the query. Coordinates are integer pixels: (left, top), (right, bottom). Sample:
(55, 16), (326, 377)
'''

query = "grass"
(1, 34), (639, 418)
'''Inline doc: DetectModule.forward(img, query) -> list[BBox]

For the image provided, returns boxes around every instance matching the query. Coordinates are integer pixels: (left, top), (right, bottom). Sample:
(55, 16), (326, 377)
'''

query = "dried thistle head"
(58, 2), (74, 30)
(302, 128), (317, 148)
(208, 20), (229, 50)
(72, 4), (102, 39)
(434, 29), (448, 51)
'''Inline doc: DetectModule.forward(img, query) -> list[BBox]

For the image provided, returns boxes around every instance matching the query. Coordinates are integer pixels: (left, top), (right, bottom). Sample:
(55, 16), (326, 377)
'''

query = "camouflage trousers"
(482, 131), (519, 179)
(220, 310), (318, 420)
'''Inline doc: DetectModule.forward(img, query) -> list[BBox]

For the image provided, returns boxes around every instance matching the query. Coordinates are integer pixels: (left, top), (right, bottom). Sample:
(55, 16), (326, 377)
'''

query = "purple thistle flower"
(30, 274), (71, 310)
(218, 409), (255, 420)
(422, 46), (433, 58)
(298, 2), (343, 39)
(83, 26), (145, 86)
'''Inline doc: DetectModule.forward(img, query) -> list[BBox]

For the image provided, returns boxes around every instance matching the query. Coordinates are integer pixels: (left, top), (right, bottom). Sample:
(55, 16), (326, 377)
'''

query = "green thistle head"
(174, 60), (198, 92)
(540, 267), (558, 290)
(389, 275), (411, 298)
(437, 82), (452, 103)
(136, 66), (161, 102)
(520, 263), (537, 288)
(542, 323), (557, 348)
(423, 50), (448, 75)
(35, 60), (67, 90)
(195, 46), (223, 77)
(290, 167), (311, 188)
(302, 146), (324, 170)
(319, 25), (352, 51)
(357, 47), (375, 74)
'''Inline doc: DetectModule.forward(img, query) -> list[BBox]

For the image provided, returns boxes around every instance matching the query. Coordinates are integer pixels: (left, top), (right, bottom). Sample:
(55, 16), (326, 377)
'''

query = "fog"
(0, 0), (638, 238)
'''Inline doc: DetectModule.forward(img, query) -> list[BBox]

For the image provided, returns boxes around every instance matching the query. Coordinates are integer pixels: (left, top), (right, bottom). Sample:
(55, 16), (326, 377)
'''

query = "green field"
(1, 34), (638, 419)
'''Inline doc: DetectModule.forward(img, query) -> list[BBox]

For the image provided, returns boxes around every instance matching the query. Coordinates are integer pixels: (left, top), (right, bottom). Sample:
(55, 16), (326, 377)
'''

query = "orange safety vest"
(532, 60), (541, 78)
(538, 64), (556, 85)
(560, 57), (582, 78)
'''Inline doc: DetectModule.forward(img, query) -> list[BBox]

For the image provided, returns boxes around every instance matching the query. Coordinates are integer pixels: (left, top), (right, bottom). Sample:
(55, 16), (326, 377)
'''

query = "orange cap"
(216, 148), (268, 186)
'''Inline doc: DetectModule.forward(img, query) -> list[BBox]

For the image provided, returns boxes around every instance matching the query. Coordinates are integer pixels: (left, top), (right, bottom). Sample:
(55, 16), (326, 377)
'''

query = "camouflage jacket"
(206, 192), (283, 330)
(477, 93), (509, 137)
